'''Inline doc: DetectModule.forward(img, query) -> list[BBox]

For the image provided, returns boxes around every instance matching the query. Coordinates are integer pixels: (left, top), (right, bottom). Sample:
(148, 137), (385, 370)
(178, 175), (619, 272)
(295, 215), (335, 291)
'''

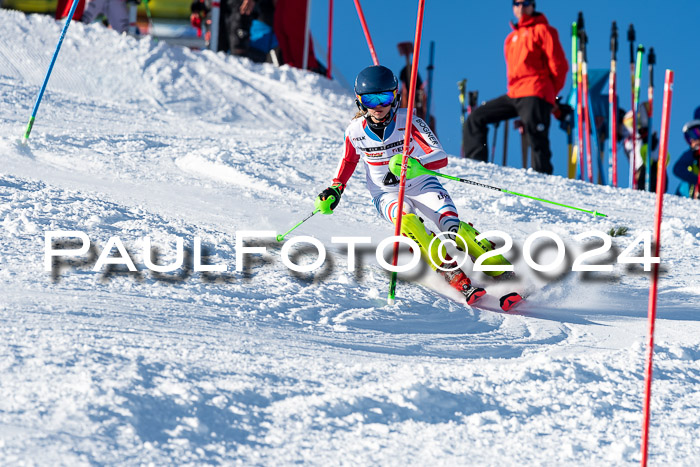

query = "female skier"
(315, 65), (521, 311)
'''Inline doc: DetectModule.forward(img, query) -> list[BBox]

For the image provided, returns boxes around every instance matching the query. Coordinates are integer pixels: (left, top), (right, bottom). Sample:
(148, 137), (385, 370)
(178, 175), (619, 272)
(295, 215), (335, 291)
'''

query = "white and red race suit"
(332, 108), (460, 234)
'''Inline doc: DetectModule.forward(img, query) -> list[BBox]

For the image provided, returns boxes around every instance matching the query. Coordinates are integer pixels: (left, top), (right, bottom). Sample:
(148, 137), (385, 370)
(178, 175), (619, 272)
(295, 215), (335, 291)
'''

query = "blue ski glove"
(315, 184), (343, 214)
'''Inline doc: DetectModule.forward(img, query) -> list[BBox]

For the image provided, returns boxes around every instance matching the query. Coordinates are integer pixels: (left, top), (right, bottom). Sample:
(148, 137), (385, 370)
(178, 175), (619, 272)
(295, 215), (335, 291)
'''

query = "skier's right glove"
(315, 184), (343, 214)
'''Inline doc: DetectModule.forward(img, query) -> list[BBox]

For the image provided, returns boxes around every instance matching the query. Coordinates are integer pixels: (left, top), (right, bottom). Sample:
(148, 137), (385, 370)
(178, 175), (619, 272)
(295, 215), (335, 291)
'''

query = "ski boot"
(454, 221), (513, 279)
(499, 292), (523, 312)
(398, 214), (485, 305)
(439, 261), (486, 306)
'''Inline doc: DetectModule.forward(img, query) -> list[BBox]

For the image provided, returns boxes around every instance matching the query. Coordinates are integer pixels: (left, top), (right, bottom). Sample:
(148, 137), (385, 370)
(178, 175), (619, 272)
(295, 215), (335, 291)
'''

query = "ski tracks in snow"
(1, 9), (700, 464)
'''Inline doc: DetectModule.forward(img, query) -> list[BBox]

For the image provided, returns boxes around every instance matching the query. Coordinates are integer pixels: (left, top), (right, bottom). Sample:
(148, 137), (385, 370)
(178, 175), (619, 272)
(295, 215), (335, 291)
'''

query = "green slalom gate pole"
(632, 44), (645, 189)
(645, 47), (655, 192)
(388, 155), (607, 218)
(276, 208), (321, 242)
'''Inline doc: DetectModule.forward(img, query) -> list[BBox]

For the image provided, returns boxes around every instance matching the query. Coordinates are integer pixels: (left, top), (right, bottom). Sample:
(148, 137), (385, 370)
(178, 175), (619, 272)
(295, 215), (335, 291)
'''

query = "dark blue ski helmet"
(354, 65), (400, 130)
(354, 65), (398, 96)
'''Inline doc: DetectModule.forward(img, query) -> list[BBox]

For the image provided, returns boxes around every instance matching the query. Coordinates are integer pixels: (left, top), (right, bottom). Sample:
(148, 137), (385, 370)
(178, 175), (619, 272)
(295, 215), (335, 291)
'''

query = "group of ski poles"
(572, 12), (657, 191)
(455, 12), (659, 193)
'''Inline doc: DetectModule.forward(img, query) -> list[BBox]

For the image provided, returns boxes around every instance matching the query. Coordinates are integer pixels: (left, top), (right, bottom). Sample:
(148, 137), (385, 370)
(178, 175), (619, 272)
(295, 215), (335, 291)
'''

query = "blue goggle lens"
(685, 127), (700, 144)
(513, 0), (533, 6)
(358, 90), (397, 109)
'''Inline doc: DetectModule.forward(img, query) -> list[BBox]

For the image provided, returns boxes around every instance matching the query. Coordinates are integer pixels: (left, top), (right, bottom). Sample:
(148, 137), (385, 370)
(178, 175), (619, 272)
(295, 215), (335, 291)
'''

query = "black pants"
(218, 0), (253, 54)
(464, 94), (554, 174)
(635, 162), (667, 193)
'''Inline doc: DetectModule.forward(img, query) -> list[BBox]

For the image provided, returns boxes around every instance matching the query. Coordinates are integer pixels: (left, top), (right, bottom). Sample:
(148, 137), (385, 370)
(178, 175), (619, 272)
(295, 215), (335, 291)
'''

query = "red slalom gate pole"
(387, 0), (426, 304)
(641, 69), (673, 467)
(577, 13), (593, 184)
(353, 0), (379, 65)
(326, 0), (333, 79)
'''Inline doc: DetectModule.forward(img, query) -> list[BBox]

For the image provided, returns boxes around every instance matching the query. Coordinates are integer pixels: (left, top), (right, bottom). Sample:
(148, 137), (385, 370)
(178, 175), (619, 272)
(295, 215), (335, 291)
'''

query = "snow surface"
(1, 10), (699, 465)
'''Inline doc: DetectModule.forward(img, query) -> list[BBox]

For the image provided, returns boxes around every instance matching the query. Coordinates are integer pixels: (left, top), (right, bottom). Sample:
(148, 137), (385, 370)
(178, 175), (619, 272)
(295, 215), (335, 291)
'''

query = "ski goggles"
(357, 89), (397, 109)
(684, 126), (700, 144)
(512, 0), (534, 6)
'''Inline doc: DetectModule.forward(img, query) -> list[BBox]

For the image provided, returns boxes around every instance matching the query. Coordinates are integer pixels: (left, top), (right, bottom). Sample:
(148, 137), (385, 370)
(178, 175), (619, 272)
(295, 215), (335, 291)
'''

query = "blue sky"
(310, 0), (700, 194)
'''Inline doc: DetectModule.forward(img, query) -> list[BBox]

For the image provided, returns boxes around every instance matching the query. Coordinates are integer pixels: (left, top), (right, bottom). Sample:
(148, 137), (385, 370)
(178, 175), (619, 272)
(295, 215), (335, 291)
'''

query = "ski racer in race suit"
(464, 0), (568, 174)
(315, 65), (521, 311)
(674, 120), (700, 199)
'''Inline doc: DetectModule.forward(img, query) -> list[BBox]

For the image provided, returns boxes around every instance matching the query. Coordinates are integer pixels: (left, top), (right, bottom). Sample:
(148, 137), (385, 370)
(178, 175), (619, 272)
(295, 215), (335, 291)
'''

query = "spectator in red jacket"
(464, 0), (568, 174)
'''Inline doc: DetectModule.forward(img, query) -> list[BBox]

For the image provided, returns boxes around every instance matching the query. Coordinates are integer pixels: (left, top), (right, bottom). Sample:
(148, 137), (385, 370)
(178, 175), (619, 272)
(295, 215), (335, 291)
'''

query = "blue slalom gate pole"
(22, 0), (81, 144)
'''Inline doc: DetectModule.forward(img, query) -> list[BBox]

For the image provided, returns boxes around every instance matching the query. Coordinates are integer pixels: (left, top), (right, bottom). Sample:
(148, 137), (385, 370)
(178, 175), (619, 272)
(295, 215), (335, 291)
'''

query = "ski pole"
(502, 118), (509, 166)
(628, 24), (636, 188)
(457, 79), (466, 123)
(276, 208), (321, 242)
(327, 0), (333, 79)
(490, 121), (499, 164)
(22, 0), (81, 144)
(519, 121), (529, 169)
(388, 155), (607, 218)
(578, 12), (593, 183)
(645, 47), (656, 192)
(457, 80), (465, 156)
(569, 21), (578, 179)
(633, 44), (645, 189)
(425, 41), (435, 125)
(609, 21), (618, 187)
(575, 20), (585, 181)
(457, 79), (466, 157)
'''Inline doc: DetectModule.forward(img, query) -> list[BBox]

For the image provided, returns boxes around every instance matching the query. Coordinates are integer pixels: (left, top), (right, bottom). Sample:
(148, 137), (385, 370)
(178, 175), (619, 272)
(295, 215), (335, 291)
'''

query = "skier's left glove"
(388, 153), (425, 180)
(315, 184), (344, 214)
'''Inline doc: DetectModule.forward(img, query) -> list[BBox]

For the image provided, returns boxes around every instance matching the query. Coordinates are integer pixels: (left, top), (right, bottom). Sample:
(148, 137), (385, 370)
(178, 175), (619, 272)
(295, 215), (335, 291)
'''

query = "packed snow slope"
(1, 10), (699, 465)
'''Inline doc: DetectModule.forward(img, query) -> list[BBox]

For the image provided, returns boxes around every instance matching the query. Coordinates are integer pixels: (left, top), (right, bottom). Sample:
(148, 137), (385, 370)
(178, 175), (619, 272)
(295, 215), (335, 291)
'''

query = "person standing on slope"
(464, 0), (568, 174)
(674, 120), (700, 199)
(315, 65), (521, 311)
(621, 102), (666, 192)
(80, 0), (130, 34)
